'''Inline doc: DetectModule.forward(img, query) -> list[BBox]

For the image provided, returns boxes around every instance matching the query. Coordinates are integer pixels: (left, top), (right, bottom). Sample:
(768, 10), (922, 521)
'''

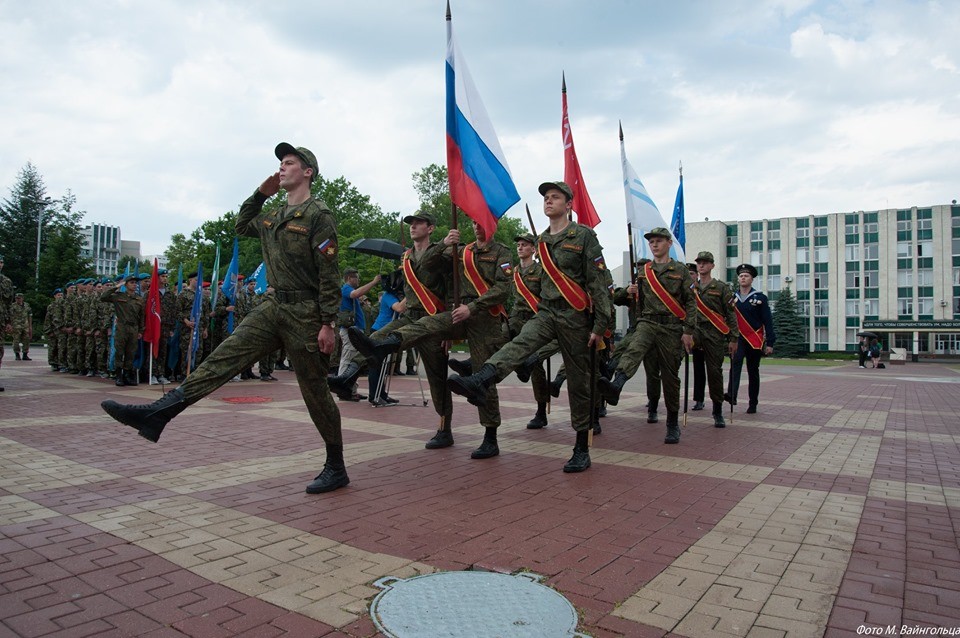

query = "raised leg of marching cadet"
(691, 347), (706, 411)
(643, 355), (661, 423)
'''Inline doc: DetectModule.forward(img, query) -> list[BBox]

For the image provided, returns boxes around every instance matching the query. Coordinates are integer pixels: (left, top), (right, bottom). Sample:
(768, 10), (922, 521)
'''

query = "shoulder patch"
(593, 255), (606, 270)
(500, 262), (513, 275)
(316, 238), (338, 258)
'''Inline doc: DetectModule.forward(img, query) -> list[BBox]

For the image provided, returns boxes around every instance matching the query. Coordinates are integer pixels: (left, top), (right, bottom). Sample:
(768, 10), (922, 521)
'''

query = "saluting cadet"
(445, 181), (612, 473)
(102, 142), (351, 495)
(727, 263), (776, 414)
(348, 217), (513, 460)
(599, 227), (695, 444)
(689, 252), (739, 427)
(101, 274), (145, 386)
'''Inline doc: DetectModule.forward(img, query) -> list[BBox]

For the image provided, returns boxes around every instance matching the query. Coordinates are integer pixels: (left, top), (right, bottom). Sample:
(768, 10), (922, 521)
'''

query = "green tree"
(773, 285), (806, 357)
(117, 255), (152, 275)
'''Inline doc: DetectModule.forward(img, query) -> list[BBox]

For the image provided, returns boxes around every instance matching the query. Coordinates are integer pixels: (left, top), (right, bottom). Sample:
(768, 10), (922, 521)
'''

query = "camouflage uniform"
(97, 287), (114, 376)
(692, 274), (739, 408)
(101, 282), (145, 377)
(388, 238), (513, 433)
(43, 293), (63, 368)
(82, 289), (99, 374)
(9, 298), (32, 358)
(508, 258), (549, 406)
(176, 285), (204, 376)
(178, 186), (344, 446)
(57, 286), (74, 371)
(65, 286), (81, 373)
(158, 283), (178, 378)
(0, 269), (13, 376)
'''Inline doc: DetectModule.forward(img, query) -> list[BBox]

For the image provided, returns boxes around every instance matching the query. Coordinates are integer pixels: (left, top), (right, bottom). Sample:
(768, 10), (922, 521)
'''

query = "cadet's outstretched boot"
(447, 358), (472, 377)
(563, 429), (591, 473)
(425, 417), (454, 449)
(449, 363), (497, 408)
(470, 427), (499, 459)
(598, 371), (628, 406)
(305, 444), (350, 494)
(549, 370), (566, 398)
(328, 362), (362, 401)
(664, 411), (680, 444)
(101, 388), (192, 443)
(514, 353), (539, 383)
(526, 402), (548, 429)
(348, 327), (400, 365)
(712, 402), (726, 428)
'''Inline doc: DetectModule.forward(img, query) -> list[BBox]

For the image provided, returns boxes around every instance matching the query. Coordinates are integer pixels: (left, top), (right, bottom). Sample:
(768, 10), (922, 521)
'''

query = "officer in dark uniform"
(102, 142), (350, 495)
(727, 263), (775, 414)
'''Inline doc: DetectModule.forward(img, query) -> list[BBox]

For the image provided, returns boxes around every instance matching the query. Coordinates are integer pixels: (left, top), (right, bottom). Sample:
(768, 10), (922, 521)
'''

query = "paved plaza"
(1, 352), (958, 637)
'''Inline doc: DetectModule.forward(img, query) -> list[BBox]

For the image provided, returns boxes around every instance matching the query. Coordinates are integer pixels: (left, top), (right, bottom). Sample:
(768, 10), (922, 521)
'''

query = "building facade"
(80, 223), (122, 277)
(684, 204), (960, 356)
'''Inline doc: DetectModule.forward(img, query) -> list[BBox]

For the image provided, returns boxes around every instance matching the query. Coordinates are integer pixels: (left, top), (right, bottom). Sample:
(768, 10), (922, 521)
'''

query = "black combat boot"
(305, 444), (350, 494)
(723, 391), (737, 406)
(405, 363), (416, 375)
(692, 401), (705, 411)
(115, 372), (127, 387)
(448, 363), (497, 408)
(563, 430), (591, 473)
(592, 406), (602, 435)
(101, 388), (192, 442)
(598, 371), (628, 406)
(598, 400), (607, 418)
(447, 358), (472, 377)
(514, 353), (539, 383)
(425, 417), (454, 449)
(664, 411), (680, 444)
(348, 327), (401, 365)
(15, 353), (21, 361)
(549, 370), (566, 398)
(526, 402), (548, 429)
(647, 401), (659, 423)
(126, 370), (139, 386)
(21, 354), (31, 361)
(471, 427), (499, 459)
(328, 362), (362, 401)
(746, 403), (757, 414)
(712, 402), (726, 428)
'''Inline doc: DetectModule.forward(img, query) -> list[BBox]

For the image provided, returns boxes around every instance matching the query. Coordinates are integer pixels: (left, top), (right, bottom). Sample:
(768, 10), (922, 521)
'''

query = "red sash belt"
(695, 290), (730, 335)
(514, 270), (540, 313)
(735, 307), (765, 349)
(539, 243), (589, 312)
(402, 249), (444, 316)
(644, 262), (686, 319)
(463, 244), (505, 317)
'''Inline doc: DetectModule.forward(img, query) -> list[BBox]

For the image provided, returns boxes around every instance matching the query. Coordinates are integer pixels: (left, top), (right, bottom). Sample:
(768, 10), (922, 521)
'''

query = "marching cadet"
(101, 274), (145, 386)
(331, 211), (457, 442)
(689, 251), (739, 427)
(348, 217), (513, 460)
(9, 292), (32, 361)
(509, 232), (550, 429)
(44, 288), (64, 370)
(727, 263), (776, 414)
(598, 227), (695, 444)
(102, 142), (352, 495)
(443, 181), (612, 472)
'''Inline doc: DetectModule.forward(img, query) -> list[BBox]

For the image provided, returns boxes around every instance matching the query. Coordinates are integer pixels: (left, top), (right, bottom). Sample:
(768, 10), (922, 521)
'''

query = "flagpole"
(447, 1), (461, 310)
(621, 122), (639, 330)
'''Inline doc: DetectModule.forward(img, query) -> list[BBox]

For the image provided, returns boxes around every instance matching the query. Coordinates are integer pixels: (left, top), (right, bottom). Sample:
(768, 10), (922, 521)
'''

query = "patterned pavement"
(1, 353), (958, 637)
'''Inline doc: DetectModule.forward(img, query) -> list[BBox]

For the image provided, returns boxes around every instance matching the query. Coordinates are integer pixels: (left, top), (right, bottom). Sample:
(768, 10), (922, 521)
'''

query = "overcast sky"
(3, 0), (959, 264)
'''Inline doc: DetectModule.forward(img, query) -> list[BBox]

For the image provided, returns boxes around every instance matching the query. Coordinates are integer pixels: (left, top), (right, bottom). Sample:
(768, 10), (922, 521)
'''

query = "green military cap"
(643, 227), (672, 240)
(403, 211), (437, 226)
(695, 251), (715, 263)
(15, 291), (23, 297)
(687, 263), (698, 272)
(514, 232), (537, 245)
(275, 142), (319, 180)
(538, 180), (573, 201)
(736, 263), (758, 277)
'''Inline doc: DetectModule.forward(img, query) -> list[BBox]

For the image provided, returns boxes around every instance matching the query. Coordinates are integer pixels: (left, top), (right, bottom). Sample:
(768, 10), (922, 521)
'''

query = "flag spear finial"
(446, 0), (451, 21)
(562, 71), (566, 93)
(678, 160), (683, 178)
(619, 120), (623, 142)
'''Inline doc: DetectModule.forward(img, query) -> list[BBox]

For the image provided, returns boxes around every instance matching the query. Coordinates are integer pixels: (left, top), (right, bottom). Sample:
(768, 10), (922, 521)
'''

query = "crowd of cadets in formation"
(36, 272), (300, 385)
(30, 250), (773, 434)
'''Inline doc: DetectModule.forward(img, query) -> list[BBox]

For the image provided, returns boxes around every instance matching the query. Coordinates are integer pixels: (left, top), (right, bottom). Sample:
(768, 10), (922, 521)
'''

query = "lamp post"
(20, 195), (55, 288)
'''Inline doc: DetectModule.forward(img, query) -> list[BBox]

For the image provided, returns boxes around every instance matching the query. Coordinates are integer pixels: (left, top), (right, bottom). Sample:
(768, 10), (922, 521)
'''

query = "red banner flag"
(562, 74), (600, 228)
(143, 258), (162, 357)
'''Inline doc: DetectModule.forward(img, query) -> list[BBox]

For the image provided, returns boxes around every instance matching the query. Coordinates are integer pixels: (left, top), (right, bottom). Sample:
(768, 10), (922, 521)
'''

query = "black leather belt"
(274, 289), (318, 304)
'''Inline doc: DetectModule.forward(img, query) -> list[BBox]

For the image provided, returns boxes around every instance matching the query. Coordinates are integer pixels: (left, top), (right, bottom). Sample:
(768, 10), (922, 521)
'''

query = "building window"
(917, 218), (932, 232)
(898, 298), (913, 316)
(845, 223), (859, 235)
(954, 238), (960, 255)
(863, 299), (878, 316)
(750, 230), (763, 242)
(797, 301), (810, 316)
(768, 229), (780, 241)
(897, 270), (913, 286)
(845, 300), (860, 316)
(814, 226), (828, 238)
(796, 247), (810, 263)
(796, 274), (810, 291)
(814, 247), (829, 263)
(896, 220), (912, 232)
(814, 300), (829, 316)
(750, 251), (763, 266)
(814, 327), (829, 344)
(796, 227), (809, 239)
(768, 249), (781, 266)
(918, 297), (934, 316)
(726, 234), (738, 246)
(917, 269), (934, 286)
(897, 241), (912, 257)
(845, 272), (860, 288)
(768, 275), (781, 292)
(844, 245), (860, 261)
(864, 222), (879, 233)
(863, 243), (879, 260)
(918, 240), (933, 258)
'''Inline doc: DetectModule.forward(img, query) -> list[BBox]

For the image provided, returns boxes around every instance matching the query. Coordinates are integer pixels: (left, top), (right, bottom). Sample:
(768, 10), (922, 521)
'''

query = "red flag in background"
(143, 258), (162, 357)
(562, 73), (600, 228)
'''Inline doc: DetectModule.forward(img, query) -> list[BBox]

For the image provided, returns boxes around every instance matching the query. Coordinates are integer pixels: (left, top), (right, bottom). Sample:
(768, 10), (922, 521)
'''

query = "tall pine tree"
(772, 285), (806, 357)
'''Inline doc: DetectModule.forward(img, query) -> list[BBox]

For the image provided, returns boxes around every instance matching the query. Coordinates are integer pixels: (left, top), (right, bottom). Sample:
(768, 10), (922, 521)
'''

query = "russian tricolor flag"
(445, 5), (520, 240)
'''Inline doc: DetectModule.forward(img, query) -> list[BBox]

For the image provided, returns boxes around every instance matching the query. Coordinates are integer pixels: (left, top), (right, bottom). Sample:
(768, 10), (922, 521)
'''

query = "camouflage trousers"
(46, 332), (58, 366)
(114, 327), (139, 373)
(179, 297), (343, 445)
(84, 333), (97, 372)
(692, 329), (728, 406)
(10, 329), (30, 356)
(57, 332), (68, 368)
(67, 332), (82, 371)
(616, 319), (685, 413)
(392, 307), (506, 429)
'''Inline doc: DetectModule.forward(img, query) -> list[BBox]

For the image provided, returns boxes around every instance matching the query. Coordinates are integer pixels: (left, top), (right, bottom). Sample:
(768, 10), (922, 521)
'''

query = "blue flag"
(250, 262), (268, 294)
(670, 173), (686, 256)
(189, 262), (204, 371)
(176, 263), (183, 294)
(221, 239), (240, 334)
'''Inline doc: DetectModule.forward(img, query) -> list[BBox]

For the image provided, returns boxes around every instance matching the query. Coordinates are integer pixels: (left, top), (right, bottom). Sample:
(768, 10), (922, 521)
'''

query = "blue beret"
(138, 273), (150, 280)
(66, 281), (75, 287)
(54, 288), (62, 294)
(158, 268), (168, 275)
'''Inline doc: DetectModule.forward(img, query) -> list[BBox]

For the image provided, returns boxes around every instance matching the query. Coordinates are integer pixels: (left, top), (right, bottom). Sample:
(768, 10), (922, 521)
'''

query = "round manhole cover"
(370, 571), (586, 638)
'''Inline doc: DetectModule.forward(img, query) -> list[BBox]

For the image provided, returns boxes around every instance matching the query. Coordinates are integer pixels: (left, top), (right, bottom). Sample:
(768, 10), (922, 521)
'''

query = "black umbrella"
(857, 331), (879, 339)
(348, 238), (405, 260)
